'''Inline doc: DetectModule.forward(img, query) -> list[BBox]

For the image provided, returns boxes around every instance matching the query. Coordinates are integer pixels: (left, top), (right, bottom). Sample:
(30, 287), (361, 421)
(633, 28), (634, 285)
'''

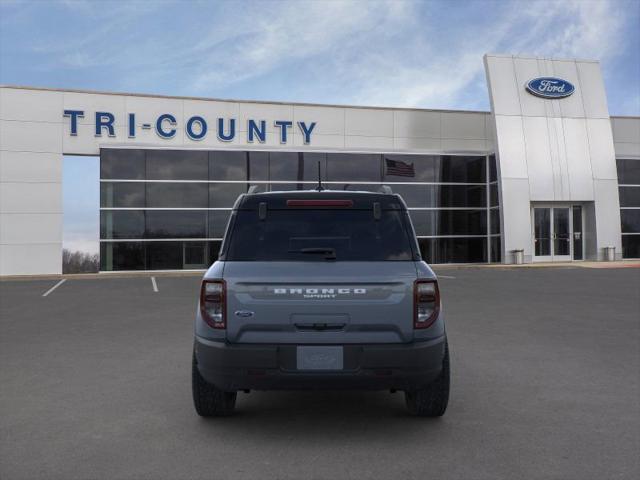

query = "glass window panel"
(437, 156), (486, 183)
(100, 182), (145, 208)
(490, 236), (501, 263)
(100, 242), (145, 271)
(100, 149), (145, 179)
(392, 185), (427, 208)
(301, 153), (327, 181)
(384, 155), (439, 182)
(146, 241), (184, 270)
(209, 183), (252, 207)
(267, 183), (310, 192)
(490, 209), (501, 234)
(426, 184), (486, 208)
(622, 235), (640, 258)
(207, 240), (223, 265)
(146, 150), (208, 180)
(209, 150), (248, 180)
(208, 210), (232, 238)
(269, 152), (300, 181)
(145, 211), (207, 238)
(327, 153), (381, 182)
(619, 186), (640, 207)
(409, 210), (487, 236)
(146, 183), (208, 208)
(329, 183), (380, 193)
(621, 210), (640, 233)
(617, 159), (640, 185)
(100, 211), (145, 239)
(490, 184), (499, 207)
(418, 238), (488, 263)
(489, 155), (497, 182)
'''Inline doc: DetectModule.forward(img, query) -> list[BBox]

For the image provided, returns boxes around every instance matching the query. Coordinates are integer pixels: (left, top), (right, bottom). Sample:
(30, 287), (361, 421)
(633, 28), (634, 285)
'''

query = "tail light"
(414, 279), (440, 329)
(200, 280), (226, 329)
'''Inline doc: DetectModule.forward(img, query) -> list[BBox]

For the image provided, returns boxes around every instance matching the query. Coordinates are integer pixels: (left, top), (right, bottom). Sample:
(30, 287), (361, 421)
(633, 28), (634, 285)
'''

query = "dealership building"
(0, 53), (639, 275)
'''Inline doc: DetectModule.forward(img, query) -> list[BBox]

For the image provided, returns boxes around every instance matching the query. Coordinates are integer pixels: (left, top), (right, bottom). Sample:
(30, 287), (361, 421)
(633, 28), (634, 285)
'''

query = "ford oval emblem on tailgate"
(235, 310), (254, 318)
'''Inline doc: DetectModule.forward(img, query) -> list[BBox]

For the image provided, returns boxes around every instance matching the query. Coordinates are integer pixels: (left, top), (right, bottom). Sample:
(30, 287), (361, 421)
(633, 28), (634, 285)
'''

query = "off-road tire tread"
(405, 340), (450, 417)
(192, 351), (237, 417)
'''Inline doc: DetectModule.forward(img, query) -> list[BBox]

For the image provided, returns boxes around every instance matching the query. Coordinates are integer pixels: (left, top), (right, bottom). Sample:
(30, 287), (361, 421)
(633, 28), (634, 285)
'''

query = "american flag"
(385, 158), (415, 177)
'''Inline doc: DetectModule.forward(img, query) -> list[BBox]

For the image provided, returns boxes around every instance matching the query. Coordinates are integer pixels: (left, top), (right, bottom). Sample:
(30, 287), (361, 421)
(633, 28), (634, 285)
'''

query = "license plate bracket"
(296, 346), (344, 371)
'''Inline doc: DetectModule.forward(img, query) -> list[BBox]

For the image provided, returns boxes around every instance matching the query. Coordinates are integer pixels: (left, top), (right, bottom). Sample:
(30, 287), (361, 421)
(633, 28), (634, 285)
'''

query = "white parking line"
(42, 279), (66, 297)
(438, 275), (456, 279)
(151, 276), (158, 292)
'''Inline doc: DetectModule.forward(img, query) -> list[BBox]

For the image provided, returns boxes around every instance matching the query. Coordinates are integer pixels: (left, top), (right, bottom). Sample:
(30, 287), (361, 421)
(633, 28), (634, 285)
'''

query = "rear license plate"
(296, 346), (344, 371)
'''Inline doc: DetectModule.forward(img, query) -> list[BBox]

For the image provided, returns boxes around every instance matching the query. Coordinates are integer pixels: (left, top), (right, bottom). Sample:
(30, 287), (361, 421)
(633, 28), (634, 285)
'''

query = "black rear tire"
(192, 351), (237, 417)
(405, 340), (450, 417)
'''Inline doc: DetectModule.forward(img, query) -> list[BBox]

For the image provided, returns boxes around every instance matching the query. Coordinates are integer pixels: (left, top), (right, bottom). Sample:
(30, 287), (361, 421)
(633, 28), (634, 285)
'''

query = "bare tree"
(62, 249), (99, 274)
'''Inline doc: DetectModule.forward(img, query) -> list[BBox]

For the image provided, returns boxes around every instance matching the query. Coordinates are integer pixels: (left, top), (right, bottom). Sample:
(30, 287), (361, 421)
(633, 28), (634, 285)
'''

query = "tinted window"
(622, 235), (640, 258)
(619, 187), (640, 207)
(409, 210), (487, 236)
(490, 209), (501, 234)
(146, 183), (208, 208)
(100, 182), (145, 208)
(383, 155), (438, 182)
(146, 150), (208, 180)
(100, 242), (145, 270)
(617, 159), (640, 184)
(490, 184), (499, 206)
(209, 183), (251, 207)
(621, 210), (640, 233)
(269, 152), (300, 181)
(146, 211), (207, 238)
(489, 155), (497, 182)
(490, 236), (501, 263)
(326, 154), (382, 182)
(100, 211), (145, 239)
(438, 156), (485, 183)
(208, 210), (232, 238)
(226, 209), (414, 261)
(100, 149), (145, 179)
(146, 241), (184, 269)
(418, 237), (487, 263)
(209, 151), (269, 181)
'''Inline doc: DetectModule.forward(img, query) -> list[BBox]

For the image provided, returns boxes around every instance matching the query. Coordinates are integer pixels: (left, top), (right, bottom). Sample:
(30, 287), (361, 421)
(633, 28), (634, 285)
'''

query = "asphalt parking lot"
(1, 266), (639, 480)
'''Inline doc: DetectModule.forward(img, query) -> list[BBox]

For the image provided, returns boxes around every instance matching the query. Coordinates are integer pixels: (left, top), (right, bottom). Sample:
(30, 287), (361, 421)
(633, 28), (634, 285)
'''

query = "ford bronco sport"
(192, 189), (449, 417)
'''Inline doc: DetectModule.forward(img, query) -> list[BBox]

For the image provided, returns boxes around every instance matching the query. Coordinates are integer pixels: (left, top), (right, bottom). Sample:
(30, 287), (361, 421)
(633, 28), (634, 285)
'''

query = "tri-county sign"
(525, 77), (575, 99)
(62, 110), (317, 144)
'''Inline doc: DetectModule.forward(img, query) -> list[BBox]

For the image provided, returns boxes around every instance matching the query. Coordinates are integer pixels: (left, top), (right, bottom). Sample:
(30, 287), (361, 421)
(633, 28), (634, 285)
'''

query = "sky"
(1, 0), (639, 253)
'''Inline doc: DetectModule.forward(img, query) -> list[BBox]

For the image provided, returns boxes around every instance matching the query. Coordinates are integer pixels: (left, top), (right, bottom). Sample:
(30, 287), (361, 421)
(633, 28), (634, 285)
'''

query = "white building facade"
(1, 54), (639, 275)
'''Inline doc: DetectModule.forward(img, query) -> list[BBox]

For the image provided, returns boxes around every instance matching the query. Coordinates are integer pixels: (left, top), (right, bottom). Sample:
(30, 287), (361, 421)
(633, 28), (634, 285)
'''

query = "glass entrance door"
(552, 207), (571, 261)
(532, 205), (582, 262)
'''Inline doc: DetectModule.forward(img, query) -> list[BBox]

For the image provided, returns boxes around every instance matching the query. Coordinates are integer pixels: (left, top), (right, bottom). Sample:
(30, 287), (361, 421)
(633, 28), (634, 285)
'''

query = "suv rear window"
(224, 209), (416, 261)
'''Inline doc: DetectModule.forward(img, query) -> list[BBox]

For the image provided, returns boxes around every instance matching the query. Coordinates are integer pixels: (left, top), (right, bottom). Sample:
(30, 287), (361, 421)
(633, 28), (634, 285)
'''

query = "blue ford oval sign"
(526, 77), (575, 99)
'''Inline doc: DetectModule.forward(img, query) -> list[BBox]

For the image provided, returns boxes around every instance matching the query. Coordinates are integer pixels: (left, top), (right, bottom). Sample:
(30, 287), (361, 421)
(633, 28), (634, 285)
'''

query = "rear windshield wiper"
(288, 247), (337, 260)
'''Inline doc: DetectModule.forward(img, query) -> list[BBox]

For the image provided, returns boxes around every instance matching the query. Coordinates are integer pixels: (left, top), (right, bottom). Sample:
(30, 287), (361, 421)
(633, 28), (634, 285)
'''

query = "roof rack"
(247, 185), (261, 194)
(378, 185), (393, 194)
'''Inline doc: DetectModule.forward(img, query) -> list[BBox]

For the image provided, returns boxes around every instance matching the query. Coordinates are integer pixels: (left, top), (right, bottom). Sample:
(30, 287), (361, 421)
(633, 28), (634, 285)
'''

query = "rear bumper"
(194, 335), (446, 391)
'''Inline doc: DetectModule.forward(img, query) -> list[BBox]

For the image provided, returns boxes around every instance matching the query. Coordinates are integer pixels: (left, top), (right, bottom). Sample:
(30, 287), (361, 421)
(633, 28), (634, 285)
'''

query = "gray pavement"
(0, 267), (639, 480)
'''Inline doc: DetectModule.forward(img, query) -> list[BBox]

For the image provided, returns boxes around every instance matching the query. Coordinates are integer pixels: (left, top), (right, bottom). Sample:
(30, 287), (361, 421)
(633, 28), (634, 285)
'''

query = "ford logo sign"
(526, 77), (575, 99)
(234, 310), (254, 318)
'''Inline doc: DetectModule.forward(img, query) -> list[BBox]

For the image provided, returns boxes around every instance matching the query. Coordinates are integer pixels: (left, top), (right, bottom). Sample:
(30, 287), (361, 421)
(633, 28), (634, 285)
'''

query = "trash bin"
(604, 246), (616, 262)
(513, 249), (524, 265)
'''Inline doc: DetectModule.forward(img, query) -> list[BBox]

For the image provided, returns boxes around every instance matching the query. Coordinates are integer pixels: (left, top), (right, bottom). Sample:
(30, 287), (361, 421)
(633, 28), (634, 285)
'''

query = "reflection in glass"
(327, 153), (382, 182)
(146, 150), (208, 180)
(146, 183), (208, 208)
(100, 211), (145, 239)
(100, 183), (145, 208)
(418, 237), (487, 263)
(100, 149), (145, 179)
(619, 186), (640, 207)
(100, 242), (145, 270)
(209, 183), (250, 207)
(146, 211), (207, 238)
(208, 210), (232, 238)
(409, 210), (487, 236)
